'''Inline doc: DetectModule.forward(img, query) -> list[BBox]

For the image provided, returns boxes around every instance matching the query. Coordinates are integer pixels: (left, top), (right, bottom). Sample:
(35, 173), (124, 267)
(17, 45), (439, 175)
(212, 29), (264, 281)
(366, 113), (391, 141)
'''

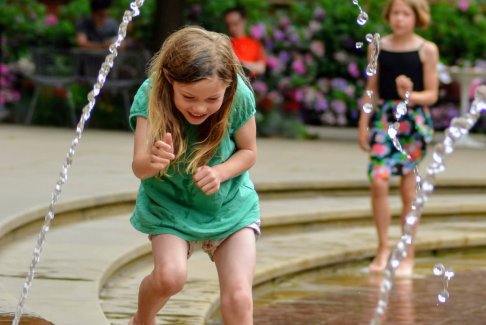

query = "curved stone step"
(101, 215), (486, 324)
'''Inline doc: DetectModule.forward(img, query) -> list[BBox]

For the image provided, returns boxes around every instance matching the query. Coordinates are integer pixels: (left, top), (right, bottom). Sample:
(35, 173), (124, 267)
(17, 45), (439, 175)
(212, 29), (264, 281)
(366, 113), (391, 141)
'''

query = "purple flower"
(268, 90), (283, 105)
(266, 56), (285, 74)
(252, 80), (268, 97)
(331, 99), (346, 114)
(288, 32), (301, 44)
(310, 40), (325, 58)
(321, 111), (336, 125)
(317, 78), (330, 92)
(44, 14), (58, 26)
(279, 16), (291, 29)
(333, 51), (349, 64)
(278, 51), (291, 64)
(314, 96), (328, 112)
(293, 88), (304, 102)
(457, 0), (470, 11)
(250, 23), (266, 40)
(345, 85), (356, 97)
(273, 29), (286, 42)
(331, 78), (348, 91)
(336, 115), (347, 126)
(313, 7), (326, 21)
(278, 77), (291, 91)
(308, 21), (322, 34)
(347, 62), (360, 78)
(291, 57), (306, 75)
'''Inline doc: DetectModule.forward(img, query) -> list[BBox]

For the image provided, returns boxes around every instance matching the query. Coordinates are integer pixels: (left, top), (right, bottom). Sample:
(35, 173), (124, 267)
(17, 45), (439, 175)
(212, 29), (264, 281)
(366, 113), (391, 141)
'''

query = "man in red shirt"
(224, 6), (266, 78)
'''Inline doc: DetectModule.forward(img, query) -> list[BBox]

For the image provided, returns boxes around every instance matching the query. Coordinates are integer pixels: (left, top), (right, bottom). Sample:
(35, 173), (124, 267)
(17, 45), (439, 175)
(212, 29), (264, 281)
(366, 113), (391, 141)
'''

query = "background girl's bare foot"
(395, 258), (414, 277)
(369, 247), (390, 272)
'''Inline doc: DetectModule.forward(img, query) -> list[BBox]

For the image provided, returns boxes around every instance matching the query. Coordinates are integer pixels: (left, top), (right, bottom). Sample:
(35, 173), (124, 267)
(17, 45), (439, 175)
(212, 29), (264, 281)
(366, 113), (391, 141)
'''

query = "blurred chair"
(76, 48), (149, 122)
(25, 47), (79, 126)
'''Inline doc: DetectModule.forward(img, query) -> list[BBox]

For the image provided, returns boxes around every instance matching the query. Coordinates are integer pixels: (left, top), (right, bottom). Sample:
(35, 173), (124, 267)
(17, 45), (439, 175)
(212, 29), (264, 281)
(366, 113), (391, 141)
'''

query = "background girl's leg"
(213, 228), (256, 325)
(370, 178), (391, 272)
(132, 234), (189, 325)
(397, 172), (417, 276)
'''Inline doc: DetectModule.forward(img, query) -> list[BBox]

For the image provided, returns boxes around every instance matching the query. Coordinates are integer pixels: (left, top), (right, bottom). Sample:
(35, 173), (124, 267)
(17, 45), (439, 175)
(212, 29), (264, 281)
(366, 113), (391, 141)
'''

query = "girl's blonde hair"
(146, 26), (244, 174)
(383, 0), (431, 29)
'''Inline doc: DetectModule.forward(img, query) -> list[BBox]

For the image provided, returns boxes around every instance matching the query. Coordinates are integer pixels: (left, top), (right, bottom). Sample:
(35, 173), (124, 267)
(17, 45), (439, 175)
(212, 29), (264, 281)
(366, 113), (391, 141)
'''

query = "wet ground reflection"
(249, 249), (486, 325)
(193, 249), (484, 324)
(0, 314), (53, 325)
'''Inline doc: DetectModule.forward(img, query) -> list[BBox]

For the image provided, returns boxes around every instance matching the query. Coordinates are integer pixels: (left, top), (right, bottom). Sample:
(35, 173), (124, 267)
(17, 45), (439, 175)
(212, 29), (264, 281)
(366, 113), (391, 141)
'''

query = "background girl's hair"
(146, 26), (245, 174)
(383, 0), (431, 29)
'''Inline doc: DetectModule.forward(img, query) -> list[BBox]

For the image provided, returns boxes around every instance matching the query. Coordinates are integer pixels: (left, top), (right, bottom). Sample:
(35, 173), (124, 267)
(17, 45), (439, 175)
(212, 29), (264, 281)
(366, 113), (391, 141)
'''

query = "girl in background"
(358, 0), (439, 276)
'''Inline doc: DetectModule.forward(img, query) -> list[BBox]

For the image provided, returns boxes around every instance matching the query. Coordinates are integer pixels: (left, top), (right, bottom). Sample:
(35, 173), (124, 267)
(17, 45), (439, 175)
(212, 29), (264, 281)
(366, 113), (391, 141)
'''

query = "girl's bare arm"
(132, 117), (174, 180)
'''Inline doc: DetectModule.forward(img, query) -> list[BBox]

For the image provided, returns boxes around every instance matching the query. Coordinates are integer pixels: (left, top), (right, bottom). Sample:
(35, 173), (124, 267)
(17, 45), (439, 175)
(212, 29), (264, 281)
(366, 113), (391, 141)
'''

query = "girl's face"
(172, 77), (229, 125)
(388, 0), (416, 36)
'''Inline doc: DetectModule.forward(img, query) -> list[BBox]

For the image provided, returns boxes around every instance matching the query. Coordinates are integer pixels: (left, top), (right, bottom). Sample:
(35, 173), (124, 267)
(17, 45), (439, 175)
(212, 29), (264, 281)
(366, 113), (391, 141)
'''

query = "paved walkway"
(2, 124), (486, 225)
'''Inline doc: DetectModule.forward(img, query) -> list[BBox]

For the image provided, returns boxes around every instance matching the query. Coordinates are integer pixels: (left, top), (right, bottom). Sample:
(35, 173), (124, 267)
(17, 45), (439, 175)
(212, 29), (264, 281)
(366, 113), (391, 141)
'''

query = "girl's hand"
(193, 166), (222, 195)
(358, 125), (370, 152)
(150, 133), (175, 171)
(395, 75), (413, 100)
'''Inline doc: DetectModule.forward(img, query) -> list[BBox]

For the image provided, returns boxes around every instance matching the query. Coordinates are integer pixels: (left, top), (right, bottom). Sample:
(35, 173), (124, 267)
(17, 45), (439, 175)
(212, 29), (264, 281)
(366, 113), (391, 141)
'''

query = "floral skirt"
(368, 101), (433, 181)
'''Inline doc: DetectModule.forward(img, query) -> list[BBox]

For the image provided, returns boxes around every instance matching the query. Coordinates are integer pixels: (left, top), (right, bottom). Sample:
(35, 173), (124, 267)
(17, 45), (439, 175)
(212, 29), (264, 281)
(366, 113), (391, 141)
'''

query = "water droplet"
(353, 0), (359, 4)
(396, 102), (407, 116)
(433, 264), (444, 276)
(388, 127), (397, 138)
(362, 103), (373, 113)
(366, 65), (377, 76)
(366, 33), (373, 42)
(438, 289), (449, 303)
(355, 42), (364, 49)
(357, 12), (369, 25)
(445, 269), (455, 280)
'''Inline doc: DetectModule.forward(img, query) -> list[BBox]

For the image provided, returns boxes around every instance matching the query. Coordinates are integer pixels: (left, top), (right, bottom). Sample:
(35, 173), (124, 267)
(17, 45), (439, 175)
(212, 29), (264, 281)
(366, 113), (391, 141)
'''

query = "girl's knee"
(371, 179), (389, 197)
(150, 266), (186, 296)
(221, 286), (253, 313)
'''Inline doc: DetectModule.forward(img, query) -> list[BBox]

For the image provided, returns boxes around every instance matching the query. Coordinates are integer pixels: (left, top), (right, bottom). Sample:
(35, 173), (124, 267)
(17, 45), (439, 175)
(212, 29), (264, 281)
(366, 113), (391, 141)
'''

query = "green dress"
(128, 76), (260, 241)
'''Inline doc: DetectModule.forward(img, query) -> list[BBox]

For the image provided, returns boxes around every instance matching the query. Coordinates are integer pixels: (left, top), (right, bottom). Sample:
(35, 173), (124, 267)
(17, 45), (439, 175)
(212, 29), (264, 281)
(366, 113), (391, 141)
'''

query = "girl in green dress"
(128, 26), (260, 325)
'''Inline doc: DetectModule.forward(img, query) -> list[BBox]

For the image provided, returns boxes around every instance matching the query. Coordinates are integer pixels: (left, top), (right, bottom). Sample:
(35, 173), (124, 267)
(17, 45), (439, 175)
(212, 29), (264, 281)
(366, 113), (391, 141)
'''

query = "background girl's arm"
(406, 42), (440, 106)
(357, 46), (379, 152)
(193, 116), (257, 195)
(132, 117), (175, 180)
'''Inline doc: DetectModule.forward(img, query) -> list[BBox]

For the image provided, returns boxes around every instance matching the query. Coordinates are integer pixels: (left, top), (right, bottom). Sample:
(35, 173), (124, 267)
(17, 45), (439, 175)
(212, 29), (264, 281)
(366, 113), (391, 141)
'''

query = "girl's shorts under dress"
(368, 101), (433, 181)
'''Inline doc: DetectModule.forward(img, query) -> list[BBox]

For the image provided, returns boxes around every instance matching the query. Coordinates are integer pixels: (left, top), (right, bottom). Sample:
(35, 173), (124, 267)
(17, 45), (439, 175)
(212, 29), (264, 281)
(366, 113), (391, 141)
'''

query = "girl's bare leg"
(369, 177), (392, 272)
(213, 228), (256, 325)
(131, 234), (189, 325)
(396, 172), (417, 276)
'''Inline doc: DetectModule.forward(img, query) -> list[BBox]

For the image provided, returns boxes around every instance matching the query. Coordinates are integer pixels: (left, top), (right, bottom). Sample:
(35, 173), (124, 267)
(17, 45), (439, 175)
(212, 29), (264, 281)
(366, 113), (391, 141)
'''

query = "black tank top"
(378, 47), (424, 100)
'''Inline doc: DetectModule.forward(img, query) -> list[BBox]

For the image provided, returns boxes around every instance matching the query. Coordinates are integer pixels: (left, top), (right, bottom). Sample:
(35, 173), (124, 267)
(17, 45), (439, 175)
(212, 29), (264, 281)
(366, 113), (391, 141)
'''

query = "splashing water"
(433, 264), (455, 304)
(11, 1), (146, 324)
(366, 33), (381, 77)
(355, 42), (364, 49)
(370, 86), (486, 325)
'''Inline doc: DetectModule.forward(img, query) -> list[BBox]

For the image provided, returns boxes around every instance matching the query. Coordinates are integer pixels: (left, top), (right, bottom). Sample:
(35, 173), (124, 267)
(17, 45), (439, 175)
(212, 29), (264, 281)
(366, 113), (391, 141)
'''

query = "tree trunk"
(152, 0), (186, 51)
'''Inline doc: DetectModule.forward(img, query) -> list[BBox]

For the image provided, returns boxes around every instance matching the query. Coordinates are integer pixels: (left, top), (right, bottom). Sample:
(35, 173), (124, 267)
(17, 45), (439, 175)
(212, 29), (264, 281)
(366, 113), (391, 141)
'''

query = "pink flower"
(44, 14), (58, 26)
(457, 0), (470, 12)
(347, 62), (360, 78)
(291, 57), (306, 75)
(310, 40), (325, 58)
(250, 23), (266, 40)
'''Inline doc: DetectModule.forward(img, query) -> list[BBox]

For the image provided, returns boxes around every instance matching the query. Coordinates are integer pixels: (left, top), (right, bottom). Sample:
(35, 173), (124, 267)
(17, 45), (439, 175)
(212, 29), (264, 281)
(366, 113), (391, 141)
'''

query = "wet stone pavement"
(210, 248), (486, 325)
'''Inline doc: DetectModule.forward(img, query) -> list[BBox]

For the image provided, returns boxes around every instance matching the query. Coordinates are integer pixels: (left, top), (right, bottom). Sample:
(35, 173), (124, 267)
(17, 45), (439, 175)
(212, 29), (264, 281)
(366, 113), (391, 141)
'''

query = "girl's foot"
(395, 258), (414, 277)
(369, 247), (390, 273)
